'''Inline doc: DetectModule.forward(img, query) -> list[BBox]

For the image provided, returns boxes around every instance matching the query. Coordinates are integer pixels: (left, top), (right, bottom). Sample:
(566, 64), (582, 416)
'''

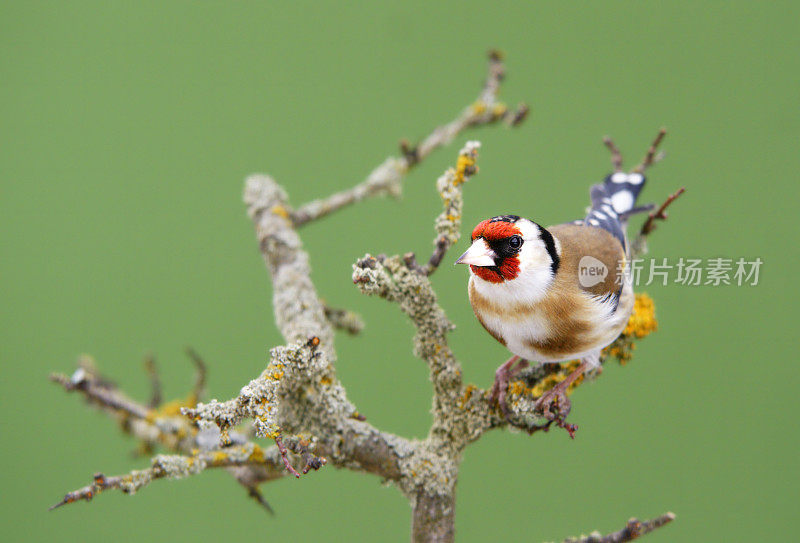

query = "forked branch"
(49, 53), (674, 543)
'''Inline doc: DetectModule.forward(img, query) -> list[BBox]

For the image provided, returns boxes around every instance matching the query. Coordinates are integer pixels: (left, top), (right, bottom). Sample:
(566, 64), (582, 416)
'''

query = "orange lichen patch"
(459, 384), (478, 408)
(624, 293), (658, 338)
(320, 376), (332, 386)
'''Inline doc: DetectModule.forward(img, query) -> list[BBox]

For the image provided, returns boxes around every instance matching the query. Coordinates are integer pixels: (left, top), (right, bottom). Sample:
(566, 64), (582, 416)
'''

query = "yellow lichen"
(271, 204), (290, 218)
(454, 154), (476, 185)
(211, 451), (228, 465)
(507, 380), (529, 396)
(459, 384), (477, 408)
(249, 445), (266, 464)
(491, 103), (508, 118)
(471, 101), (487, 115)
(624, 293), (658, 338)
(529, 360), (584, 398)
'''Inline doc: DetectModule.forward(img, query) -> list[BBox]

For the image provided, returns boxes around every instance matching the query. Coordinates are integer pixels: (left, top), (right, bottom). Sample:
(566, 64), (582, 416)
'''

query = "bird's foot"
(533, 381), (578, 438)
(489, 356), (527, 419)
(532, 359), (591, 438)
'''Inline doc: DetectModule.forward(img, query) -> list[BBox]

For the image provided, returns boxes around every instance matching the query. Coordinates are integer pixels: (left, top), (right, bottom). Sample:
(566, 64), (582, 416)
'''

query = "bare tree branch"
(289, 51), (527, 227)
(184, 347), (207, 404)
(603, 136), (624, 172)
(633, 128), (668, 173)
(564, 512), (676, 543)
(639, 187), (686, 237)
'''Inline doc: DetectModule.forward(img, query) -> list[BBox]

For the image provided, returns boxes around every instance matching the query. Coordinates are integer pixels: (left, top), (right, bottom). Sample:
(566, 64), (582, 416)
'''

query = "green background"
(2, 1), (798, 541)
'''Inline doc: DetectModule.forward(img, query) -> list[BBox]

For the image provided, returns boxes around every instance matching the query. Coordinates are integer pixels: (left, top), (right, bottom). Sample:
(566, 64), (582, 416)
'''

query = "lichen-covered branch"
(49, 53), (673, 543)
(424, 140), (480, 274)
(563, 512), (676, 543)
(49, 443), (286, 511)
(289, 50), (527, 227)
(50, 357), (292, 511)
(351, 144), (497, 454)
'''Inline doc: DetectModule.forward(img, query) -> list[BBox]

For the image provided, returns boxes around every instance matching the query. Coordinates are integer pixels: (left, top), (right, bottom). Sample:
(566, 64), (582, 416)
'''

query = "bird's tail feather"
(582, 172), (648, 244)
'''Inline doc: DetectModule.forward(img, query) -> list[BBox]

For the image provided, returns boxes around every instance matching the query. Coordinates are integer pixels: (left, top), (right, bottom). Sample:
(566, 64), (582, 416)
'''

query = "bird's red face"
(458, 216), (524, 283)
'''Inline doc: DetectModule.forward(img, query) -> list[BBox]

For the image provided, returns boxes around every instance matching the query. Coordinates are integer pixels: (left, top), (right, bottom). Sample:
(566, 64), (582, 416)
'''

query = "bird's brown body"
(467, 223), (633, 363)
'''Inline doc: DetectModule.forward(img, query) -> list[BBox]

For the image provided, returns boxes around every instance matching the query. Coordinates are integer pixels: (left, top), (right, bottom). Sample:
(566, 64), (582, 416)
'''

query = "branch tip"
(564, 512), (676, 543)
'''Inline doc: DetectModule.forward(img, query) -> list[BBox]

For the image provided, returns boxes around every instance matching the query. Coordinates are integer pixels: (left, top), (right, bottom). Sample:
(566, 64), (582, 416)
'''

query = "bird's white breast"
(468, 274), (634, 363)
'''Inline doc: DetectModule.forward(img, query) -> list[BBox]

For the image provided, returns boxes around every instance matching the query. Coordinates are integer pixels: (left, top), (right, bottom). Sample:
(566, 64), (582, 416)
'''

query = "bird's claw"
(533, 383), (578, 438)
(490, 358), (520, 420)
(489, 374), (512, 420)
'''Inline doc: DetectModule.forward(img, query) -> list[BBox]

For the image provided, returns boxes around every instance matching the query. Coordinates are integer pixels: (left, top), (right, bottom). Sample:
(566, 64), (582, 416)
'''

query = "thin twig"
(184, 347), (207, 403)
(50, 370), (151, 421)
(633, 128), (667, 173)
(322, 302), (364, 335)
(603, 136), (623, 172)
(143, 353), (161, 409)
(639, 187), (686, 236)
(50, 444), (285, 511)
(563, 512), (676, 543)
(274, 435), (301, 478)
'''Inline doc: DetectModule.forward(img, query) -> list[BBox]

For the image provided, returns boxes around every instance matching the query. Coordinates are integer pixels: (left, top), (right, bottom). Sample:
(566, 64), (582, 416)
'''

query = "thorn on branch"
(563, 512), (676, 543)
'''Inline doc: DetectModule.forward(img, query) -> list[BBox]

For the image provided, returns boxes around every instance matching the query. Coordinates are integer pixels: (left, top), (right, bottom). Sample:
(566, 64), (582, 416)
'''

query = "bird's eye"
(508, 235), (523, 249)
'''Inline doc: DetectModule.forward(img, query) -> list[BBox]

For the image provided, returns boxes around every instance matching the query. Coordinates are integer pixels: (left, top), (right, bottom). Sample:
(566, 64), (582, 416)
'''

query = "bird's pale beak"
(455, 238), (497, 267)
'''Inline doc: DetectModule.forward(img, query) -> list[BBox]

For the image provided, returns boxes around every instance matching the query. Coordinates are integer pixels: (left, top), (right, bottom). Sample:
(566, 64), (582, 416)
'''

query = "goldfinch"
(456, 131), (667, 435)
